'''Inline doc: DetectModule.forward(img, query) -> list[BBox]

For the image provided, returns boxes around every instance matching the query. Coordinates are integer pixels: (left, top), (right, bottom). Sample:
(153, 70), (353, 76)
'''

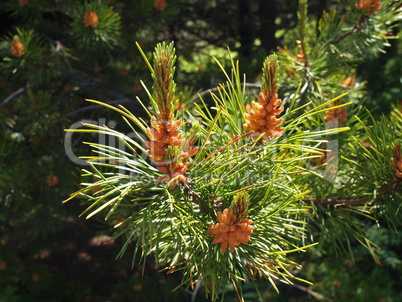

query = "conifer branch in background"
(62, 0), (401, 299)
(1, 0), (402, 301)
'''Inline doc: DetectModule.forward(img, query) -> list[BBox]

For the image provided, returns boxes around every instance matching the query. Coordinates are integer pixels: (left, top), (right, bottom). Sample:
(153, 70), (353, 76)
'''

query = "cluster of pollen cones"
(244, 91), (284, 141)
(207, 207), (253, 253)
(145, 116), (197, 189)
(83, 11), (99, 28)
(10, 40), (25, 57)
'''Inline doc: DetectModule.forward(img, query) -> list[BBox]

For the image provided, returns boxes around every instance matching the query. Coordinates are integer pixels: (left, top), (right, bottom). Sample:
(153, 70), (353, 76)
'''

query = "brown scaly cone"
(83, 11), (99, 28)
(392, 143), (402, 179)
(324, 101), (348, 125)
(10, 39), (25, 57)
(356, 0), (381, 14)
(244, 54), (284, 141)
(207, 193), (254, 253)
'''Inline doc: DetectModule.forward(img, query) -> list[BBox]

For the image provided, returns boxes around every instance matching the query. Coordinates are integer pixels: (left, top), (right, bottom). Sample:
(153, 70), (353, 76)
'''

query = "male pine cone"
(207, 192), (253, 253)
(244, 54), (284, 141)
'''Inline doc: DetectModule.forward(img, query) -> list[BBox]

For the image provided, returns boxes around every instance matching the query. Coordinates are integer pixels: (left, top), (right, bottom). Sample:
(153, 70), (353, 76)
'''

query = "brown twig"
(198, 132), (251, 165)
(333, 16), (369, 45)
(306, 197), (369, 206)
(231, 277), (242, 302)
(0, 85), (29, 108)
(290, 282), (326, 301)
(304, 179), (401, 206)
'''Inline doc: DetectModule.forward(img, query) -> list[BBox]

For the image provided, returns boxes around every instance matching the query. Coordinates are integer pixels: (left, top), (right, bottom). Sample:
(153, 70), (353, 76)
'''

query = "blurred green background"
(0, 0), (401, 301)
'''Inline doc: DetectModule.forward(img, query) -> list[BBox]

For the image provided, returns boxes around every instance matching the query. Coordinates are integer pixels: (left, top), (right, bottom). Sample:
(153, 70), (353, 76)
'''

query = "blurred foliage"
(0, 0), (401, 301)
(358, 25), (402, 115)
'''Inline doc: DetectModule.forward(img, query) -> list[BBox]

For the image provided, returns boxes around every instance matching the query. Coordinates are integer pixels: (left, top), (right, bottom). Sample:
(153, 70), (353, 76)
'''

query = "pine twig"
(231, 277), (242, 302)
(307, 197), (368, 206)
(0, 85), (29, 108)
(305, 179), (401, 206)
(333, 16), (369, 45)
(290, 282), (326, 301)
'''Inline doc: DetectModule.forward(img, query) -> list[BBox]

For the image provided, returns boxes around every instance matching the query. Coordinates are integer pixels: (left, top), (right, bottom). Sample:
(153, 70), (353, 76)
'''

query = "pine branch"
(306, 197), (369, 206)
(333, 16), (369, 45)
(304, 178), (401, 206)
(0, 85), (28, 108)
(297, 0), (310, 71)
(290, 283), (326, 301)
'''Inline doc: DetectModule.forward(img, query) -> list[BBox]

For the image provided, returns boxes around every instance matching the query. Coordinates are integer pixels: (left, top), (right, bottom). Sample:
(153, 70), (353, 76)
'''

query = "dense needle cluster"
(244, 55), (284, 141)
(83, 11), (99, 28)
(207, 193), (254, 253)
